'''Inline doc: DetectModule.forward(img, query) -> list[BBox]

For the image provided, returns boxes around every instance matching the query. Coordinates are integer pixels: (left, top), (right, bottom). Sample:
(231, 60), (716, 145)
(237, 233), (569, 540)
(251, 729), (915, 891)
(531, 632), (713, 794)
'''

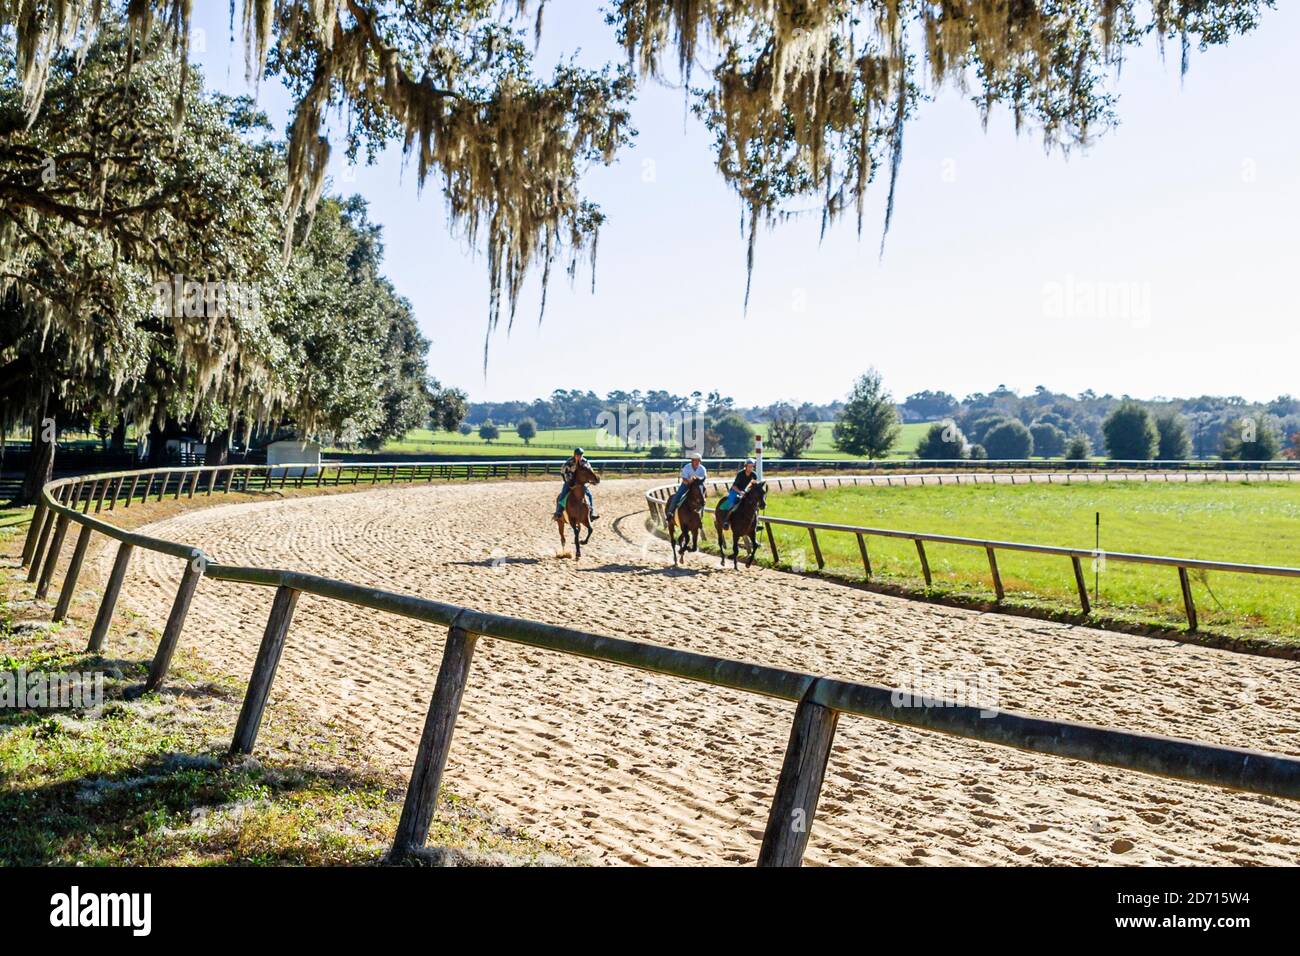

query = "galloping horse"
(714, 480), (767, 568)
(556, 459), (600, 558)
(667, 477), (706, 564)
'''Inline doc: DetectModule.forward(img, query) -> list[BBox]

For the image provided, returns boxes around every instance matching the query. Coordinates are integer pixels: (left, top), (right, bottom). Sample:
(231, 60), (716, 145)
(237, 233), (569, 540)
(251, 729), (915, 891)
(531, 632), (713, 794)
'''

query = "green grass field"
(355, 421), (934, 459)
(761, 480), (1300, 641)
(805, 421), (930, 459)
(343, 426), (646, 458)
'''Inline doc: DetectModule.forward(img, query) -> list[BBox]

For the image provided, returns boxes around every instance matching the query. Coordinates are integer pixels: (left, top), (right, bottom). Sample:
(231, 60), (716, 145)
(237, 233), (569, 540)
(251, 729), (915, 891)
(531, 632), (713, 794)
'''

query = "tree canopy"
(2, 2), (1274, 325)
(833, 369), (899, 459)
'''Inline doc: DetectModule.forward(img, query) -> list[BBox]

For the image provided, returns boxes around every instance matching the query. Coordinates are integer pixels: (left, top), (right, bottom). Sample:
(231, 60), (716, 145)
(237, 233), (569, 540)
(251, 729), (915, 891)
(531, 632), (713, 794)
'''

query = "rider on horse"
(665, 451), (707, 520)
(717, 457), (758, 530)
(553, 447), (598, 521)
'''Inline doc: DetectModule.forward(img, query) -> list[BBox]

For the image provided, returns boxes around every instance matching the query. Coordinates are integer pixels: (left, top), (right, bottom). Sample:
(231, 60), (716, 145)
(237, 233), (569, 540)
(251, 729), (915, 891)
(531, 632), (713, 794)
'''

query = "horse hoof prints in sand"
(555, 459), (601, 558)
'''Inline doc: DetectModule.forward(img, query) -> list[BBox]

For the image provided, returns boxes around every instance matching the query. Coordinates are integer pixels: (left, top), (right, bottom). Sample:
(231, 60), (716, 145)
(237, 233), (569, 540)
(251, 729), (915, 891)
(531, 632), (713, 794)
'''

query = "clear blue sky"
(191, 3), (1298, 407)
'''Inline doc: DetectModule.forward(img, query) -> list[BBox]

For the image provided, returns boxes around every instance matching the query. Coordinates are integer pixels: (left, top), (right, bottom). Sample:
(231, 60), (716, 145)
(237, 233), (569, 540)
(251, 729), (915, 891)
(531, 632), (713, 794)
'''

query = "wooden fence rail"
(645, 471), (1300, 632)
(15, 460), (1300, 866)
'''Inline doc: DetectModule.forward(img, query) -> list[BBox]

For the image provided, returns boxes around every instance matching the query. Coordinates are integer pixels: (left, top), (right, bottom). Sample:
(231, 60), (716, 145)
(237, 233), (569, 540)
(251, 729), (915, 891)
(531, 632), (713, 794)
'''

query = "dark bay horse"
(714, 480), (767, 568)
(556, 460), (600, 559)
(667, 477), (706, 564)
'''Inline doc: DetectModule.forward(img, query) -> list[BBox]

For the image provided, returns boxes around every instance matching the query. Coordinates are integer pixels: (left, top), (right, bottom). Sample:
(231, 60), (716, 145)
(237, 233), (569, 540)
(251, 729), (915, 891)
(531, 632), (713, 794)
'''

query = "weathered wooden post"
(758, 680), (839, 867)
(230, 585), (301, 754)
(1178, 567), (1198, 632)
(807, 527), (824, 569)
(914, 539), (932, 586)
(35, 513), (71, 600)
(986, 546), (1004, 601)
(128, 472), (147, 506)
(144, 556), (205, 692)
(1071, 556), (1091, 614)
(21, 499), (47, 568)
(53, 524), (93, 622)
(856, 532), (871, 578)
(766, 522), (779, 563)
(390, 620), (479, 863)
(87, 542), (134, 653)
(26, 507), (57, 583)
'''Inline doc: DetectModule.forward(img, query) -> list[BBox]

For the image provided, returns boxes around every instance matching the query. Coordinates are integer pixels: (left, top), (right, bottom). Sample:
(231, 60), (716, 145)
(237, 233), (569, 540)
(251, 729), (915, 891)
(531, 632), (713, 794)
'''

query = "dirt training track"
(95, 477), (1300, 865)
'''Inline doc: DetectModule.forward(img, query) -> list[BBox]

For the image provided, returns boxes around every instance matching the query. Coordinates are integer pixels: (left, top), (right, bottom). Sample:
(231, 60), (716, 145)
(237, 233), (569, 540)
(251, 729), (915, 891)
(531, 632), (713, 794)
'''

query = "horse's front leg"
(746, 532), (757, 568)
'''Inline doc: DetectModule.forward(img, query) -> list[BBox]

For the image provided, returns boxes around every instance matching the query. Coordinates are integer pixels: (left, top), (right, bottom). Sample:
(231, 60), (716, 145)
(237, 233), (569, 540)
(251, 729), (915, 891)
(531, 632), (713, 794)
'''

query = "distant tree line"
(899, 386), (1297, 461)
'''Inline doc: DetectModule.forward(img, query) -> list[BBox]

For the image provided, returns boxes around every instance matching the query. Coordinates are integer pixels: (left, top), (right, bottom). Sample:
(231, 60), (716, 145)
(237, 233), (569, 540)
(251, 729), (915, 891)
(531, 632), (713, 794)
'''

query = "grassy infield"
(2, 466), (1297, 866)
(758, 480), (1300, 645)
(0, 499), (566, 867)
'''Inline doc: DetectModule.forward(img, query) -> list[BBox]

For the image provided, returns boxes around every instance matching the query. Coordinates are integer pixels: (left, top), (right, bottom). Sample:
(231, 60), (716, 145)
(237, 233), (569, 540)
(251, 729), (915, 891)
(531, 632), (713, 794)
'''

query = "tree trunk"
(20, 415), (54, 505)
(205, 429), (230, 466)
(110, 415), (127, 453)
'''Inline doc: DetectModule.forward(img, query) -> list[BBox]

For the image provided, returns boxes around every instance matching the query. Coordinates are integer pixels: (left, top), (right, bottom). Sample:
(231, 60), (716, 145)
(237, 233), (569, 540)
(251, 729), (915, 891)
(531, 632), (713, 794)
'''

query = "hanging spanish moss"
(1, 1), (1274, 341)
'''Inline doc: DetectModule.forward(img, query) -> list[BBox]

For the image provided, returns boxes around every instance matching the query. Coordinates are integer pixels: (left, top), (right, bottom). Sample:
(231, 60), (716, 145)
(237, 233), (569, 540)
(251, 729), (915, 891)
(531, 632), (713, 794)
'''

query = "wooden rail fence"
(645, 470), (1300, 632)
(15, 461), (1300, 865)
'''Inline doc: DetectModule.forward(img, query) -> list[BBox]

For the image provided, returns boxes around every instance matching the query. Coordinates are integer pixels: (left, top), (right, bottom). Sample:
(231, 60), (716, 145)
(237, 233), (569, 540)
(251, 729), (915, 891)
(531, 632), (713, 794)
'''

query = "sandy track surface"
(95, 477), (1300, 865)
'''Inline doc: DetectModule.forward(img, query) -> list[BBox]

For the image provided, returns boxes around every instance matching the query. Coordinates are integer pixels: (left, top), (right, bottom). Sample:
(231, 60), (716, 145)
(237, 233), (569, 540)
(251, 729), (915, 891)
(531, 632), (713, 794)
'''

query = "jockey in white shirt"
(665, 452), (707, 519)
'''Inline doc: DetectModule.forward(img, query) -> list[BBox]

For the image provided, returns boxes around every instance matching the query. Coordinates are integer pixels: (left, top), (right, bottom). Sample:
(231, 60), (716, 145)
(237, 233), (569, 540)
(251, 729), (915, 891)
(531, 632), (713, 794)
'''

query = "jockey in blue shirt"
(553, 447), (598, 520)
(718, 458), (758, 530)
(665, 452), (707, 519)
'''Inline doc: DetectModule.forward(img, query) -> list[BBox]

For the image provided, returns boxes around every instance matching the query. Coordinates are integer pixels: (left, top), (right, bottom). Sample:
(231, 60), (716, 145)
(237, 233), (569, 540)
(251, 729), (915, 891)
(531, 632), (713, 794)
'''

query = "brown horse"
(667, 477), (706, 564)
(556, 460), (600, 558)
(714, 480), (767, 568)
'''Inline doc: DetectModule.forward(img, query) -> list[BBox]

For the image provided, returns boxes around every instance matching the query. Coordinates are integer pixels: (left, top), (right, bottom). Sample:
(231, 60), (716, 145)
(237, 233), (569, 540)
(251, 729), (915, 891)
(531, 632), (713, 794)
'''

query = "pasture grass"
(357, 421), (937, 460)
(805, 421), (930, 459)
(337, 426), (647, 458)
(760, 479), (1300, 643)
